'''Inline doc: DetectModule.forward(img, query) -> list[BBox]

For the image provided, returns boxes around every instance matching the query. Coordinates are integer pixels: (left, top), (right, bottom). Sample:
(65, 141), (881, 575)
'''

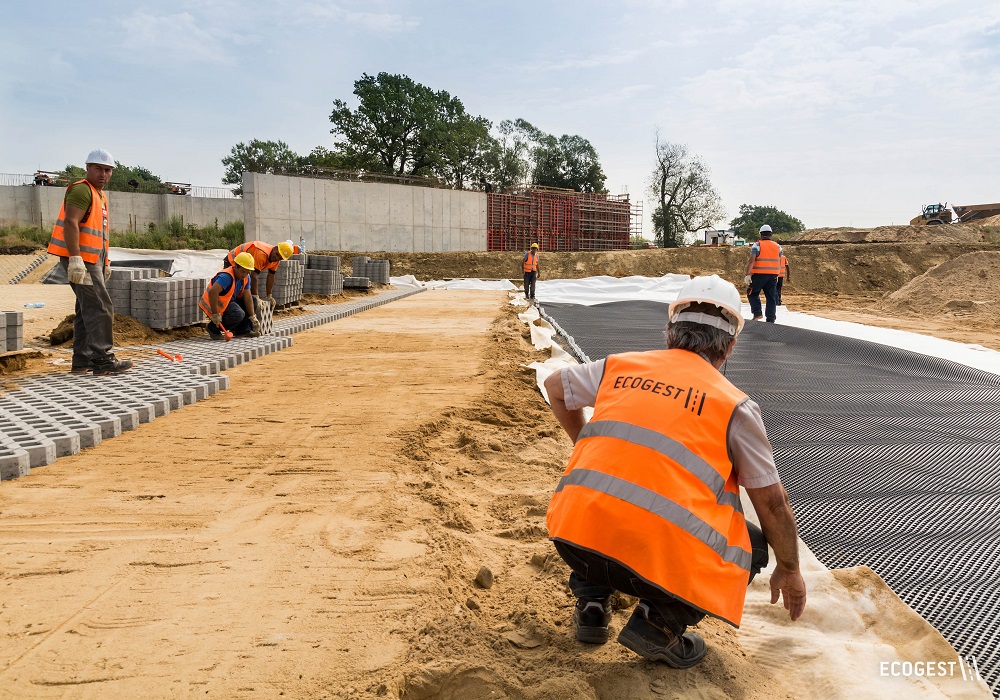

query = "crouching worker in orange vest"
(200, 252), (262, 339)
(543, 275), (806, 668)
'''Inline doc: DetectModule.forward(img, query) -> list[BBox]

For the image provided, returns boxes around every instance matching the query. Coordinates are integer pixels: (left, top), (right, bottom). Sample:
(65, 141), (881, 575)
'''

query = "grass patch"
(0, 219), (244, 251)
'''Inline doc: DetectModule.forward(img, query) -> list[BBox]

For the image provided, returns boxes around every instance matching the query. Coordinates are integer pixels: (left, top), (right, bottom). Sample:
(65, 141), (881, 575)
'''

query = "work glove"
(67, 255), (88, 285)
(267, 294), (276, 308)
(743, 274), (753, 286)
(250, 316), (262, 334)
(210, 313), (222, 326)
(104, 265), (112, 282)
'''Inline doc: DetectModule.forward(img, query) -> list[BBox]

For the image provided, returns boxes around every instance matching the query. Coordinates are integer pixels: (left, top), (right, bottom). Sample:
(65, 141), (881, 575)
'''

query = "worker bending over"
(200, 252), (262, 339)
(543, 275), (806, 668)
(224, 240), (294, 309)
(743, 224), (783, 322)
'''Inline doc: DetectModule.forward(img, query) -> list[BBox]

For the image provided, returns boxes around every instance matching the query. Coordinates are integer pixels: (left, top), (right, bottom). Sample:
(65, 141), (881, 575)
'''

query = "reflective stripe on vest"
(546, 348), (753, 626)
(199, 267), (244, 318)
(523, 251), (538, 273)
(48, 180), (109, 264)
(750, 239), (781, 275)
(778, 255), (787, 279)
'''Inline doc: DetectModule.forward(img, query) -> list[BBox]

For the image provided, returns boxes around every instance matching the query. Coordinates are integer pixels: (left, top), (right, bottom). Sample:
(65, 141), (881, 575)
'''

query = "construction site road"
(0, 290), (509, 698)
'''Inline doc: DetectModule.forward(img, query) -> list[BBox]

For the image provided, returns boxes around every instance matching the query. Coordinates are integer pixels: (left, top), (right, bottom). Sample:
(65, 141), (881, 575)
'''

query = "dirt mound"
(875, 250), (1000, 323)
(798, 223), (986, 244)
(48, 313), (209, 347)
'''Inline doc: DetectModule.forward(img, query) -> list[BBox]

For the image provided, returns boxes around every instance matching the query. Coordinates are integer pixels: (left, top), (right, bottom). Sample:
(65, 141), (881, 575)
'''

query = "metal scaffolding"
(487, 186), (633, 251)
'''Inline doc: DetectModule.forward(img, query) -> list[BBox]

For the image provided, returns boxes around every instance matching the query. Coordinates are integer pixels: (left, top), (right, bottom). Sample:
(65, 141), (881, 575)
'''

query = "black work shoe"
(573, 599), (612, 644)
(617, 603), (706, 668)
(70, 366), (91, 375)
(208, 329), (224, 340)
(92, 359), (133, 376)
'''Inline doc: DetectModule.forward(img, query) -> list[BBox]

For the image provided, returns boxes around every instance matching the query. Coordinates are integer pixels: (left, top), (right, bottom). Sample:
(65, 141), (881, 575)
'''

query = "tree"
(109, 163), (162, 193)
(647, 133), (724, 248)
(531, 132), (607, 193)
(729, 204), (805, 241)
(483, 119), (532, 191)
(222, 139), (300, 195)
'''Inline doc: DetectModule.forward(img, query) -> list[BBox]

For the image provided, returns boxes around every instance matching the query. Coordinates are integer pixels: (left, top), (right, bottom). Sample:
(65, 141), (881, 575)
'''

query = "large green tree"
(221, 139), (300, 195)
(729, 204), (805, 240)
(530, 131), (607, 193)
(647, 134), (724, 248)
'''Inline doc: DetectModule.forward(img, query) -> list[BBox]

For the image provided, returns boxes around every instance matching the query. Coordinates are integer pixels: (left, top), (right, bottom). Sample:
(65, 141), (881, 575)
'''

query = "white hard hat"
(668, 274), (745, 336)
(85, 149), (115, 167)
(759, 224), (772, 234)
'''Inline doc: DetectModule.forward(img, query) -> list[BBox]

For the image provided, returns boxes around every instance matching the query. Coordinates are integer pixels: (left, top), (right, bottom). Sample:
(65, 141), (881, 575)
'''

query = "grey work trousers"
(59, 258), (116, 370)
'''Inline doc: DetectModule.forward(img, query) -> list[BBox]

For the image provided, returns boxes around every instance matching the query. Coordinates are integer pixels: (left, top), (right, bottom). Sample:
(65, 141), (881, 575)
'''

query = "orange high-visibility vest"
(48, 179), (109, 265)
(199, 267), (246, 319)
(226, 241), (278, 273)
(547, 348), (754, 626)
(778, 255), (788, 279)
(523, 251), (538, 273)
(750, 239), (781, 275)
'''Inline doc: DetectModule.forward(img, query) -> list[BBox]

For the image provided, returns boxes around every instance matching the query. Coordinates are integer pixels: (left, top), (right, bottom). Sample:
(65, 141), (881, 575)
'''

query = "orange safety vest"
(523, 251), (538, 273)
(750, 239), (781, 275)
(48, 179), (109, 265)
(547, 348), (754, 626)
(199, 267), (246, 319)
(227, 241), (278, 273)
(778, 255), (788, 279)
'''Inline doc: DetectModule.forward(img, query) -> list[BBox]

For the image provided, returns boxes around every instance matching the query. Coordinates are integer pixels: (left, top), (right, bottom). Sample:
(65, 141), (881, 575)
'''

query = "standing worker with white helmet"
(47, 148), (133, 375)
(743, 224), (783, 323)
(542, 275), (806, 667)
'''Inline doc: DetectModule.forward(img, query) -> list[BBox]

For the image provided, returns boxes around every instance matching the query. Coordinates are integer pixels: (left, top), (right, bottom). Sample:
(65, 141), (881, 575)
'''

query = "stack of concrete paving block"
(308, 254), (341, 273)
(1, 310), (24, 353)
(271, 259), (304, 306)
(343, 276), (372, 289)
(107, 267), (157, 316)
(130, 277), (208, 330)
(303, 269), (344, 295)
(352, 256), (390, 285)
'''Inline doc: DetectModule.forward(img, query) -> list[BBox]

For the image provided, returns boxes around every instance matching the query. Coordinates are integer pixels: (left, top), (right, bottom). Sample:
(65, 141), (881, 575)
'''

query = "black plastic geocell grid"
(540, 300), (1000, 697)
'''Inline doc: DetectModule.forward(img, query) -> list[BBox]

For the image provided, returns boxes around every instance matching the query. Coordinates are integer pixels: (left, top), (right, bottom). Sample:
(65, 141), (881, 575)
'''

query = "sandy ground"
(0, 289), (992, 699)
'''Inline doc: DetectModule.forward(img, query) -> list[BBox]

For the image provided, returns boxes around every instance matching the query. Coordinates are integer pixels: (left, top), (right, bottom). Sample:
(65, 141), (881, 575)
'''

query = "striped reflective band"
(47, 238), (104, 256)
(578, 419), (743, 512)
(555, 468), (752, 571)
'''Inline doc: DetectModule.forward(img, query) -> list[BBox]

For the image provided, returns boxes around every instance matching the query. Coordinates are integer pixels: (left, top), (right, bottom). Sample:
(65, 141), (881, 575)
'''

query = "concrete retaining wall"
(243, 173), (487, 252)
(0, 185), (243, 231)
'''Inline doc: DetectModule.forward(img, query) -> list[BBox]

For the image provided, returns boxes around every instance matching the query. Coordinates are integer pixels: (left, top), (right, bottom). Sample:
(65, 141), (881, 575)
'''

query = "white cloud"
(120, 11), (239, 65)
(295, 2), (419, 33)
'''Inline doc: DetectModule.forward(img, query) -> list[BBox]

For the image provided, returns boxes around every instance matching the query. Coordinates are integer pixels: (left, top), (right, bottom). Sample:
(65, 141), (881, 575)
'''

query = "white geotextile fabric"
(390, 275), (517, 291)
(110, 248), (229, 280)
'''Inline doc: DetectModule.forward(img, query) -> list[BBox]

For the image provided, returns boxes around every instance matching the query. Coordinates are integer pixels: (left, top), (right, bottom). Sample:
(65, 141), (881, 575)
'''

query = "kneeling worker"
(224, 240), (294, 308)
(200, 252), (262, 339)
(543, 275), (806, 668)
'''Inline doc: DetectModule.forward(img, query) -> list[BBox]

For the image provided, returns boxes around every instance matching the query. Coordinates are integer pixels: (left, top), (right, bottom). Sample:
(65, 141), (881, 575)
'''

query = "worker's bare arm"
(208, 283), (224, 314)
(62, 204), (86, 258)
(745, 482), (807, 620)
(544, 370), (587, 443)
(744, 251), (757, 276)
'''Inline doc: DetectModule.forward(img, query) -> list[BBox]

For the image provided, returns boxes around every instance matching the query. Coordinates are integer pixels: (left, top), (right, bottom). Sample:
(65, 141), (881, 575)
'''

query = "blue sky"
(2, 0), (998, 231)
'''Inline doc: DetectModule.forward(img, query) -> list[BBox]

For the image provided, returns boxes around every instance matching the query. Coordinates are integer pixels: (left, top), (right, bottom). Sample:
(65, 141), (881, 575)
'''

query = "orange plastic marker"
(156, 348), (175, 361)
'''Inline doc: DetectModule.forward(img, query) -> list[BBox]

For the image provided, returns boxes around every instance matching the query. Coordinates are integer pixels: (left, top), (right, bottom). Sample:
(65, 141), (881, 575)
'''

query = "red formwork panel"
(487, 189), (631, 251)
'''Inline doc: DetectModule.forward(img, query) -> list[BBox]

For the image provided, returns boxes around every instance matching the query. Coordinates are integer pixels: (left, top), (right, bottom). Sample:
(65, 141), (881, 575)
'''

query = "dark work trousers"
(208, 295), (258, 336)
(523, 271), (537, 300)
(776, 277), (784, 305)
(555, 521), (769, 635)
(60, 257), (116, 370)
(748, 274), (779, 322)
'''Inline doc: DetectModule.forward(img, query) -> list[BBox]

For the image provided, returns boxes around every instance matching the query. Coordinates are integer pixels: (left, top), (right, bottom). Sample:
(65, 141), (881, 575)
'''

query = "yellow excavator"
(910, 203), (953, 225)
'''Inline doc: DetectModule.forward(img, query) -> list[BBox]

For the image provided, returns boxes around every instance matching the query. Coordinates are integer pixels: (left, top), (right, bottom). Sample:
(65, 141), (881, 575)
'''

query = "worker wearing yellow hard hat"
(522, 242), (540, 302)
(200, 251), (262, 339)
(224, 240), (294, 308)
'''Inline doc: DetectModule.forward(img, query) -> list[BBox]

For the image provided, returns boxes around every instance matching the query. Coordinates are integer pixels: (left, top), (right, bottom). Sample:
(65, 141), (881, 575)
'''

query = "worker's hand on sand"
(250, 316), (262, 334)
(210, 313), (222, 326)
(104, 265), (112, 282)
(769, 566), (807, 621)
(743, 274), (752, 286)
(67, 256), (88, 285)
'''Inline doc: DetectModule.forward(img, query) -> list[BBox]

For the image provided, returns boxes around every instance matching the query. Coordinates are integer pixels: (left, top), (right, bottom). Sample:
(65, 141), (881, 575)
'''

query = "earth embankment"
(321, 243), (1000, 296)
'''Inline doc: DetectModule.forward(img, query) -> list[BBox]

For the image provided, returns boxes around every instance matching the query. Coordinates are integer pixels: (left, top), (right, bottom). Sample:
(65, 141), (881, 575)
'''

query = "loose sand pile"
(875, 251), (1000, 323)
(798, 223), (988, 244)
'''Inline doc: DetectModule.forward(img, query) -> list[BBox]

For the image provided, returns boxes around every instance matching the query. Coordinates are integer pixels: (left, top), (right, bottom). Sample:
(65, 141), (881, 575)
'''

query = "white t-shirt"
(560, 357), (781, 489)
